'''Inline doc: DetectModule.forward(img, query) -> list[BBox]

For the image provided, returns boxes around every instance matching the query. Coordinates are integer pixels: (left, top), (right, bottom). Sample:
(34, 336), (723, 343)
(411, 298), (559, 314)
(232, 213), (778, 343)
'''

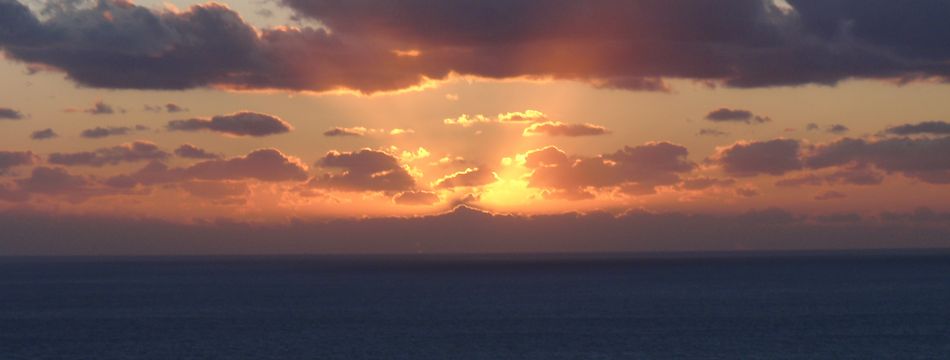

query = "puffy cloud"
(705, 108), (771, 124)
(814, 190), (847, 201)
(323, 127), (364, 137)
(804, 136), (950, 184)
(310, 149), (415, 192)
(522, 122), (609, 137)
(775, 165), (884, 187)
(14, 166), (90, 195)
(0, 107), (24, 120)
(48, 141), (169, 167)
(885, 121), (950, 136)
(827, 124), (849, 134)
(4, 1), (950, 93)
(108, 148), (309, 187)
(66, 101), (118, 115)
(523, 142), (695, 198)
(444, 110), (547, 127)
(145, 103), (188, 113)
(393, 190), (440, 206)
(710, 139), (802, 176)
(174, 144), (220, 160)
(0, 151), (36, 175)
(434, 168), (498, 189)
(167, 112), (292, 137)
(79, 125), (147, 139)
(30, 128), (57, 140)
(698, 128), (728, 137)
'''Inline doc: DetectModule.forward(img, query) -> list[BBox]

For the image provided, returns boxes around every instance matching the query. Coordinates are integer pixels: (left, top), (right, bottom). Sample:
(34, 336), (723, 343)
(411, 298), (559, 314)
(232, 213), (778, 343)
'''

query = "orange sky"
(3, 0), (950, 255)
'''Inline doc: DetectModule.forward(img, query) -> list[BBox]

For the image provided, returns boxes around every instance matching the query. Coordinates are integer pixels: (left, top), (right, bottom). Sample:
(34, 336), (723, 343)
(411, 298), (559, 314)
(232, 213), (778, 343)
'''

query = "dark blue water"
(2, 252), (949, 359)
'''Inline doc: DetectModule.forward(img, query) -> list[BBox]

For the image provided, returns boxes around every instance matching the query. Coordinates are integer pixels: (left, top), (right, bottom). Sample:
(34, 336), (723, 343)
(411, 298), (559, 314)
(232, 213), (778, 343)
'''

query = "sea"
(1, 251), (949, 359)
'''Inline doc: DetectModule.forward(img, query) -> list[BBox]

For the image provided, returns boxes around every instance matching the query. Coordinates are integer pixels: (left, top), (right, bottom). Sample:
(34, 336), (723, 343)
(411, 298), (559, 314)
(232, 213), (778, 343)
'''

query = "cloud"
(0, 107), (24, 120)
(814, 190), (847, 201)
(323, 127), (413, 137)
(885, 121), (950, 136)
(804, 136), (950, 184)
(710, 139), (802, 176)
(66, 101), (118, 115)
(145, 103), (188, 113)
(0, 151), (36, 175)
(167, 112), (292, 137)
(444, 110), (547, 127)
(47, 141), (169, 167)
(310, 149), (415, 192)
(523, 142), (695, 198)
(323, 127), (364, 137)
(735, 186), (760, 197)
(522, 122), (609, 137)
(14, 166), (90, 195)
(3, 206), (950, 256)
(705, 108), (771, 124)
(174, 144), (221, 160)
(108, 148), (309, 188)
(5, 1), (950, 93)
(434, 168), (498, 189)
(393, 190), (440, 206)
(79, 125), (147, 139)
(698, 128), (729, 137)
(30, 128), (57, 140)
(827, 124), (849, 134)
(179, 180), (248, 201)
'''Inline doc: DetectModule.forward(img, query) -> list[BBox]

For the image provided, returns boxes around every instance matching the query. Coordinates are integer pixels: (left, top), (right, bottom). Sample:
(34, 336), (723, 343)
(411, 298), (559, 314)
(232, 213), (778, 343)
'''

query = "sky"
(3, 0), (950, 255)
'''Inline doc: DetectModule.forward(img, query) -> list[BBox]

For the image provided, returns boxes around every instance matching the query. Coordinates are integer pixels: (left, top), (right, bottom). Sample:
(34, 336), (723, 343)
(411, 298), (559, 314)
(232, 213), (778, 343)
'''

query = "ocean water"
(1, 252), (949, 359)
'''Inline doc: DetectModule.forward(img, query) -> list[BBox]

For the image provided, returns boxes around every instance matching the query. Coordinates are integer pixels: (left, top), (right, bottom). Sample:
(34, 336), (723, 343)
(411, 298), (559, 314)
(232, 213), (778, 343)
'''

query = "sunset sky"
(3, 0), (950, 254)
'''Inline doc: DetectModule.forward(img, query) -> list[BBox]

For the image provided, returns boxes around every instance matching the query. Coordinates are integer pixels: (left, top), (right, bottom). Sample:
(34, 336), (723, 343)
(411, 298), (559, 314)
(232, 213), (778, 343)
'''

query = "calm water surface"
(1, 252), (949, 359)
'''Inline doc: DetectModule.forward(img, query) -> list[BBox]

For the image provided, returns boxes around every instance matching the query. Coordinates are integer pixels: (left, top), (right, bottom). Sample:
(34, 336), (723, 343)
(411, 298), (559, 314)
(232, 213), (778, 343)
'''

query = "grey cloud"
(167, 112), (292, 137)
(47, 141), (169, 167)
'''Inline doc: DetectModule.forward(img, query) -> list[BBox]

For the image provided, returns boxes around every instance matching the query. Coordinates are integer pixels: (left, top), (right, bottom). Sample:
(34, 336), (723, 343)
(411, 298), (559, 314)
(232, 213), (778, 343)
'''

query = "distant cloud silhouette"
(80, 125), (148, 139)
(0, 151), (36, 175)
(710, 139), (802, 176)
(522, 122), (609, 137)
(48, 141), (169, 167)
(174, 144), (221, 160)
(393, 190), (440, 206)
(167, 112), (292, 137)
(885, 121), (950, 136)
(30, 128), (57, 140)
(309, 149), (415, 192)
(0, 107), (24, 120)
(705, 108), (771, 124)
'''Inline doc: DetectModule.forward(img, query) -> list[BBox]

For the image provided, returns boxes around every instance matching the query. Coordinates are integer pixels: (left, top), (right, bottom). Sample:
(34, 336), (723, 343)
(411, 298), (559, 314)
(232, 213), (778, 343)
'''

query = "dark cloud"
(0, 107), (24, 120)
(174, 144), (221, 160)
(14, 166), (90, 195)
(885, 121), (950, 136)
(524, 143), (695, 197)
(522, 122), (609, 137)
(705, 108), (770, 124)
(711, 139), (802, 176)
(0, 151), (36, 175)
(3, 206), (950, 256)
(323, 127), (364, 137)
(66, 101), (118, 115)
(310, 149), (415, 192)
(144, 103), (188, 113)
(393, 190), (440, 206)
(47, 141), (169, 167)
(735, 186), (760, 197)
(804, 136), (950, 184)
(167, 112), (292, 137)
(815, 213), (862, 224)
(806, 123), (820, 131)
(880, 207), (950, 224)
(827, 124), (849, 134)
(434, 168), (497, 189)
(79, 125), (147, 139)
(108, 148), (309, 187)
(698, 128), (728, 137)
(30, 128), (57, 140)
(814, 190), (847, 201)
(4, 0), (950, 94)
